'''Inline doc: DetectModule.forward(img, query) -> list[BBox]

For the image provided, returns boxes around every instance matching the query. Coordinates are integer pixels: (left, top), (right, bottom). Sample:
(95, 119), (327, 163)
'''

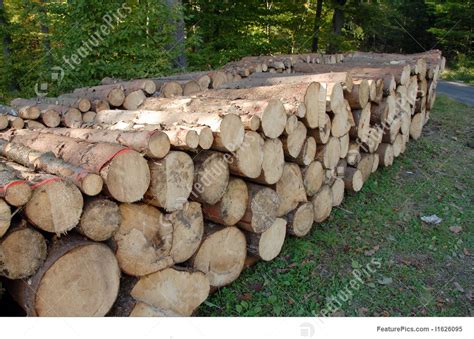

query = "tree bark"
(311, 0), (324, 52)
(0, 0), (18, 92)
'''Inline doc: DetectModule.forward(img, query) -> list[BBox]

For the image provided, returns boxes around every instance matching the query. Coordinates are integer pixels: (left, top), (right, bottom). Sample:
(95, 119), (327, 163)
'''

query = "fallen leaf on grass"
(364, 245), (380, 256)
(378, 276), (393, 285)
(421, 214), (442, 224)
(240, 293), (253, 301)
(453, 282), (464, 293)
(449, 226), (462, 234)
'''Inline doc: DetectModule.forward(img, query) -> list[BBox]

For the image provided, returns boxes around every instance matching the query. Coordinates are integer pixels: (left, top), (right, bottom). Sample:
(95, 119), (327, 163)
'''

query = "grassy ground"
(198, 95), (473, 317)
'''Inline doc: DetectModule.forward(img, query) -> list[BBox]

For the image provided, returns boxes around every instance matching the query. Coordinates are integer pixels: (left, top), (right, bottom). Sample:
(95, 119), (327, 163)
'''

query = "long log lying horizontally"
(0, 140), (103, 196)
(94, 109), (245, 152)
(1, 130), (150, 203)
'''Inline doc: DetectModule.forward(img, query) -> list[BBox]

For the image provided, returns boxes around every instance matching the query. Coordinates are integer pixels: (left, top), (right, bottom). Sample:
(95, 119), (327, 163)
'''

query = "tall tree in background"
(39, 0), (52, 68)
(311, 0), (324, 52)
(166, 0), (187, 68)
(0, 0), (17, 93)
(328, 0), (347, 53)
(427, 0), (473, 62)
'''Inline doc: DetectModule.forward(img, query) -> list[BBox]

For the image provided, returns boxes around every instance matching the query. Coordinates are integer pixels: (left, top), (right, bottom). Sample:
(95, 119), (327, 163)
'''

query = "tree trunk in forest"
(311, 0), (324, 52)
(39, 0), (52, 68)
(166, 0), (187, 69)
(0, 0), (18, 92)
(328, 0), (347, 53)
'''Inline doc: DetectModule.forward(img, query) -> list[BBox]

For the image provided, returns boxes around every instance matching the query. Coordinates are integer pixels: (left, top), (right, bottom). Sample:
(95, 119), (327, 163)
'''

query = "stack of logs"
(0, 50), (444, 317)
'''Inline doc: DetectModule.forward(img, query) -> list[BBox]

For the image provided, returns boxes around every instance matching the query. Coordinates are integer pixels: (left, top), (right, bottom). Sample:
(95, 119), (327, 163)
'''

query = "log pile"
(0, 50), (444, 316)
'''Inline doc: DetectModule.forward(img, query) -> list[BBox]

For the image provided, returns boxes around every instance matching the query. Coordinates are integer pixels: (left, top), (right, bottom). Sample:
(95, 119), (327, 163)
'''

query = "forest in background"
(0, 0), (472, 102)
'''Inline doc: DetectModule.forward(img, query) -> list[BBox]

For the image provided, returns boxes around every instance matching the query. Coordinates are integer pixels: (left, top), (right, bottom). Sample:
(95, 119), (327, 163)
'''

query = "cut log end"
(247, 218), (286, 261)
(331, 178), (345, 206)
(0, 227), (47, 279)
(283, 121), (307, 158)
(114, 203), (173, 277)
(34, 242), (120, 316)
(131, 268), (210, 316)
(344, 167), (364, 192)
(168, 201), (204, 264)
(103, 150), (150, 203)
(260, 99), (287, 138)
(147, 151), (194, 211)
(78, 198), (121, 242)
(229, 131), (264, 179)
(62, 108), (82, 128)
(108, 88), (126, 107)
(192, 152), (229, 205)
(3, 181), (32, 207)
(202, 177), (248, 226)
(198, 127), (214, 150)
(192, 226), (246, 287)
(302, 161), (324, 197)
(80, 173), (104, 197)
(148, 131), (171, 158)
(25, 180), (83, 234)
(218, 113), (245, 152)
(41, 109), (61, 128)
(286, 202), (314, 237)
(0, 199), (11, 237)
(276, 163), (307, 217)
(312, 185), (333, 223)
(256, 138), (284, 185)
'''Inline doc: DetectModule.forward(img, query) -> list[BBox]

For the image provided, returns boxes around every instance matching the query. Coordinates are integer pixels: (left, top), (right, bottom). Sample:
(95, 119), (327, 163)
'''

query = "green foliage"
(426, 0), (473, 59)
(0, 0), (472, 103)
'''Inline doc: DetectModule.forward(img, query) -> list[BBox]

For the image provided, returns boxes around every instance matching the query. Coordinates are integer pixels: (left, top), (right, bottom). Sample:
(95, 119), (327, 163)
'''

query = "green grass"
(198, 95), (474, 317)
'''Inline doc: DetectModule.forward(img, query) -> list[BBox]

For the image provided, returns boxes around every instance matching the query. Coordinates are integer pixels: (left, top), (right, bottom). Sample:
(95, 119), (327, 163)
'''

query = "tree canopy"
(0, 0), (472, 102)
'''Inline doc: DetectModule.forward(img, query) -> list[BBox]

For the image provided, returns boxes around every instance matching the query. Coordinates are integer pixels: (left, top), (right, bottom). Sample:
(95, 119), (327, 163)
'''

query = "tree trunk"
(328, 0), (347, 53)
(165, 0), (187, 69)
(311, 0), (324, 52)
(141, 96), (287, 139)
(0, 0), (18, 92)
(0, 139), (103, 196)
(94, 108), (244, 152)
(42, 127), (170, 159)
(2, 130), (150, 203)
